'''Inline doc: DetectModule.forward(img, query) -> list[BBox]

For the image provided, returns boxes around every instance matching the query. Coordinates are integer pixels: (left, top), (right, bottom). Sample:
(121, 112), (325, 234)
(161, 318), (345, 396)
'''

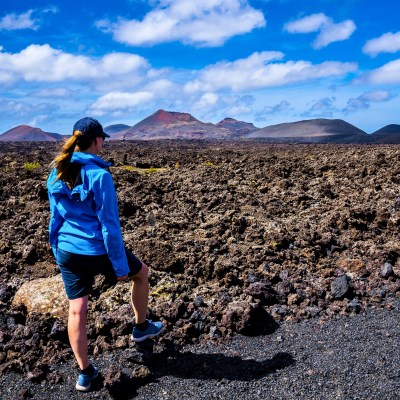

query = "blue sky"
(0, 0), (399, 134)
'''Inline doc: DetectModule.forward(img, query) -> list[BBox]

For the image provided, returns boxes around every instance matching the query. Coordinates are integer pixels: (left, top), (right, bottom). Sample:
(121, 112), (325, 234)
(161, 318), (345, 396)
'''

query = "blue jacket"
(47, 152), (129, 277)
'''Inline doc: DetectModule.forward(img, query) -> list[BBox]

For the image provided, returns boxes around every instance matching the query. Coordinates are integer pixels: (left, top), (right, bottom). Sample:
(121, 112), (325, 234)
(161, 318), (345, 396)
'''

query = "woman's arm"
(48, 191), (64, 258)
(94, 171), (130, 277)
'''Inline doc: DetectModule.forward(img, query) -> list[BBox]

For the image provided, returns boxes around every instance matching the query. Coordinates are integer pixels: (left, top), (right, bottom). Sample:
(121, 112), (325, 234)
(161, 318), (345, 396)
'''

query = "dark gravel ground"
(1, 300), (399, 400)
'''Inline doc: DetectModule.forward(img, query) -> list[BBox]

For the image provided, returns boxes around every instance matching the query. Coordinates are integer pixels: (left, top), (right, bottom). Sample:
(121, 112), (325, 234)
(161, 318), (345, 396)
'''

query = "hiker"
(46, 117), (163, 392)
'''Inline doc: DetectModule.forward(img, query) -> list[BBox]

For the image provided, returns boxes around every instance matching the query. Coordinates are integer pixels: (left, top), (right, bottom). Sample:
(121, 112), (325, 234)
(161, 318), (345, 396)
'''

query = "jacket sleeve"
(94, 171), (129, 277)
(48, 191), (64, 259)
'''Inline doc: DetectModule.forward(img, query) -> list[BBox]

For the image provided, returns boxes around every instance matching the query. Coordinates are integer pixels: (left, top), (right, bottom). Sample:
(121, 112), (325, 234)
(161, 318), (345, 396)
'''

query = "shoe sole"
(76, 383), (91, 392)
(131, 327), (164, 342)
(75, 371), (99, 392)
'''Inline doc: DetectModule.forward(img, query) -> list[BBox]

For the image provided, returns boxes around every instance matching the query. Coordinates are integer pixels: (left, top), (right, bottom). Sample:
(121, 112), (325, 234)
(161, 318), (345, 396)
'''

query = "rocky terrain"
(0, 141), (399, 396)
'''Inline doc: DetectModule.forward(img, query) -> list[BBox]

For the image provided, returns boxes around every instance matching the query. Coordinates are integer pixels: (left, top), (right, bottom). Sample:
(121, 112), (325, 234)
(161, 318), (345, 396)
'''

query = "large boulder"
(12, 274), (135, 318)
(219, 300), (278, 336)
(12, 274), (68, 317)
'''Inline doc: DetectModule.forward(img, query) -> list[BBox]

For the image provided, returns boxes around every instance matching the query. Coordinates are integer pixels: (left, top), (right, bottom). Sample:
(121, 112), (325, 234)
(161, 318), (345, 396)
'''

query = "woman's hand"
(117, 274), (129, 281)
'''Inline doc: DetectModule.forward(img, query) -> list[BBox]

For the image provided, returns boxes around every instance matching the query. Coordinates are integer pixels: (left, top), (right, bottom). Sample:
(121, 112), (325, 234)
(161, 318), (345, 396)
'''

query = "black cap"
(73, 117), (110, 138)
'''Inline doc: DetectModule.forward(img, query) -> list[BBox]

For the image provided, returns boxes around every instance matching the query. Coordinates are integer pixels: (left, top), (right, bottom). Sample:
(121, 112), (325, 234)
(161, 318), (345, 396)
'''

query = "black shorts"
(56, 247), (142, 300)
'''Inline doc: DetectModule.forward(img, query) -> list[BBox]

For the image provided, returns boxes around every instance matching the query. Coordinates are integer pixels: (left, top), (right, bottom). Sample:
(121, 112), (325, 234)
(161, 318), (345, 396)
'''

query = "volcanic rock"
(103, 365), (151, 396)
(346, 298), (361, 313)
(219, 301), (277, 335)
(12, 274), (68, 317)
(331, 275), (352, 299)
(244, 281), (277, 304)
(381, 262), (394, 278)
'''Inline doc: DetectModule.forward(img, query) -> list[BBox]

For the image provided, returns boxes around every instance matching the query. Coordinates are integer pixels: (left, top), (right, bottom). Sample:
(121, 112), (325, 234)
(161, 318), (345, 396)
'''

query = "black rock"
(331, 275), (351, 299)
(17, 388), (32, 399)
(346, 298), (361, 313)
(193, 296), (205, 307)
(381, 262), (394, 278)
(0, 284), (13, 303)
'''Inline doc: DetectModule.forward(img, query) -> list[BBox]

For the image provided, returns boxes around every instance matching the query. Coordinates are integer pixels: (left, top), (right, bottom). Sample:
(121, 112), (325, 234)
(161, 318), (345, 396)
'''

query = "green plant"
(23, 162), (41, 170)
(118, 165), (165, 174)
(146, 167), (162, 174)
(204, 161), (217, 167)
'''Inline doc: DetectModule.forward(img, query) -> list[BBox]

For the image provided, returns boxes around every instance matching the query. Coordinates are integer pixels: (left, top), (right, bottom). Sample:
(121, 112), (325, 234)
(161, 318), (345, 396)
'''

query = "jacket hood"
(71, 152), (112, 168)
(47, 152), (111, 199)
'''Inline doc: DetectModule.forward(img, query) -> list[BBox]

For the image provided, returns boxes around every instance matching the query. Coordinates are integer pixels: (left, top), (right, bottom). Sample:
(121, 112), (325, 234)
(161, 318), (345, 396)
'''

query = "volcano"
(0, 125), (63, 142)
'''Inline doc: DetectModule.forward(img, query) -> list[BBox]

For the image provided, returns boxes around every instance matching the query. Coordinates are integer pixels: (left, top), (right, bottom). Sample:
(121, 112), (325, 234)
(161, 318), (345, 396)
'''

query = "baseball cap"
(73, 117), (110, 139)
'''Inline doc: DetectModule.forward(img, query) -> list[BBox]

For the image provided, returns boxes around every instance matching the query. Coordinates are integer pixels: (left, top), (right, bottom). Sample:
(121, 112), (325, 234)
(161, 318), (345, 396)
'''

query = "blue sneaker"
(75, 365), (99, 392)
(131, 320), (163, 342)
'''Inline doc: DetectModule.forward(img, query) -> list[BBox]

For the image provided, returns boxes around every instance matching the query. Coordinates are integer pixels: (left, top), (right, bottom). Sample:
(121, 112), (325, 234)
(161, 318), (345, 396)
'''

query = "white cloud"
(0, 7), (58, 32)
(28, 114), (50, 128)
(226, 105), (252, 115)
(142, 79), (175, 94)
(0, 44), (150, 84)
(30, 88), (76, 97)
(363, 32), (400, 57)
(88, 91), (154, 116)
(314, 20), (356, 49)
(284, 13), (356, 49)
(42, 6), (59, 15)
(0, 10), (38, 31)
(0, 98), (57, 130)
(193, 92), (219, 111)
(284, 13), (328, 33)
(257, 100), (292, 116)
(302, 97), (337, 117)
(364, 59), (400, 84)
(343, 90), (393, 113)
(97, 0), (266, 47)
(359, 90), (392, 102)
(184, 51), (357, 92)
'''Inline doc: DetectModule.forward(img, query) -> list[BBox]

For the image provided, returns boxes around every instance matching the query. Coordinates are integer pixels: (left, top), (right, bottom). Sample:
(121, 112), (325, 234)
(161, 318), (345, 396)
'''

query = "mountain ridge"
(0, 125), (63, 142)
(113, 109), (232, 140)
(370, 124), (400, 144)
(1, 110), (399, 143)
(247, 118), (366, 139)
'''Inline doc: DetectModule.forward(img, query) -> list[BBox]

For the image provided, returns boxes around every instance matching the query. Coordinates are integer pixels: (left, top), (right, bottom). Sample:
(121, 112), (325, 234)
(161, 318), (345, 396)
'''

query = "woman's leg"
(131, 263), (149, 324)
(68, 295), (89, 370)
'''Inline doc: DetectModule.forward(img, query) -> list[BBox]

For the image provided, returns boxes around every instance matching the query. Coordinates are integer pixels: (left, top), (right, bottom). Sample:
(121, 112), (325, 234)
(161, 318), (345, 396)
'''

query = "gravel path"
(1, 301), (399, 400)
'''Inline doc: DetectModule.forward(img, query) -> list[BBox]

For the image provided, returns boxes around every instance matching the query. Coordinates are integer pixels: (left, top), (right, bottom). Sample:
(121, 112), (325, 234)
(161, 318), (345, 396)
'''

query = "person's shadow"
(99, 342), (295, 399)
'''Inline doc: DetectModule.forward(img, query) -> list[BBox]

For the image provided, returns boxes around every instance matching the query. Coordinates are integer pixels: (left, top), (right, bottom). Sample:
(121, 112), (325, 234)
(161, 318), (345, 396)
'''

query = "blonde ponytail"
(52, 130), (84, 188)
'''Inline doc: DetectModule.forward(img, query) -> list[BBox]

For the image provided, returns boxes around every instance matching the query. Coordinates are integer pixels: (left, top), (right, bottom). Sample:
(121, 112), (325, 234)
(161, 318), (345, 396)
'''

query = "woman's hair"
(52, 130), (96, 188)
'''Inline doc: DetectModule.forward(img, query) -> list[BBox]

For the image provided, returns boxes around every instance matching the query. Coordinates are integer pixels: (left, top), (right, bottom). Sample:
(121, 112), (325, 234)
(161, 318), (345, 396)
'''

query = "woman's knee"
(133, 262), (149, 281)
(141, 262), (149, 275)
(69, 296), (88, 317)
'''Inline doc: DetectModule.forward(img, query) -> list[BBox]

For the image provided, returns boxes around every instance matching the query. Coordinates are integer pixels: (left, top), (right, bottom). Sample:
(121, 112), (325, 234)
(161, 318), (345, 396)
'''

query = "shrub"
(146, 167), (162, 174)
(118, 165), (164, 174)
(23, 162), (41, 170)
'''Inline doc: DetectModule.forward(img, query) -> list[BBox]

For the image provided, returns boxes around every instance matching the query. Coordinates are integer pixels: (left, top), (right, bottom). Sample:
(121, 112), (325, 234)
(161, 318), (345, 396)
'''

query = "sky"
(0, 0), (399, 134)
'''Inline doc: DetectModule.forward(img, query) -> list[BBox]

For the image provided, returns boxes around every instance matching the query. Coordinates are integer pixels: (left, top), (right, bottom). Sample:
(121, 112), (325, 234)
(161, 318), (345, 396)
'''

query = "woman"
(47, 117), (163, 392)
